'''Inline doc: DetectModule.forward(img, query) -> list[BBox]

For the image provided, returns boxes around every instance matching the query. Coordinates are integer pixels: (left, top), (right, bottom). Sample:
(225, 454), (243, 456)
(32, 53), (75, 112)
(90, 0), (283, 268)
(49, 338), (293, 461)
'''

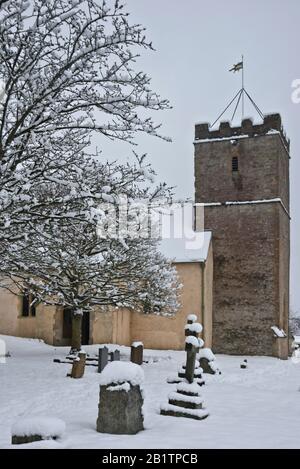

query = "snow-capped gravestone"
(11, 417), (65, 445)
(98, 346), (109, 373)
(167, 315), (205, 385)
(131, 341), (144, 365)
(160, 335), (209, 420)
(68, 351), (86, 379)
(97, 361), (144, 435)
(198, 348), (221, 375)
(240, 359), (248, 369)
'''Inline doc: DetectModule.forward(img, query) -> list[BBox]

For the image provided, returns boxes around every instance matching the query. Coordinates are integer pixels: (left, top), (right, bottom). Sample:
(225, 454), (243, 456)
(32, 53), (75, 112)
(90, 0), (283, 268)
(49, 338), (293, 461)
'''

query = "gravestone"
(198, 348), (221, 375)
(11, 417), (65, 445)
(130, 342), (144, 365)
(69, 351), (86, 379)
(160, 335), (209, 420)
(97, 361), (144, 435)
(98, 346), (109, 373)
(168, 315), (205, 385)
(110, 350), (120, 362)
(200, 357), (215, 374)
(185, 340), (198, 383)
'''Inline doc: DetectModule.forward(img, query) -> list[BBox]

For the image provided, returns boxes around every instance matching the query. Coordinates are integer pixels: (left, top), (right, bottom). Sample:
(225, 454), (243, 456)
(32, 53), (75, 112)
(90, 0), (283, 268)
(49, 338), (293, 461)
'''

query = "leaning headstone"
(11, 417), (65, 445)
(97, 361), (144, 435)
(68, 351), (86, 379)
(130, 342), (144, 365)
(98, 346), (109, 373)
(198, 348), (221, 375)
(161, 336), (209, 421)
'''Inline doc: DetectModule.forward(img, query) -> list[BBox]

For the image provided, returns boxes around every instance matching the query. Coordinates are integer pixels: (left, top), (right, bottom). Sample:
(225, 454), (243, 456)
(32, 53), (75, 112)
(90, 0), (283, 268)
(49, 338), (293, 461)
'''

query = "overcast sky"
(97, 0), (300, 313)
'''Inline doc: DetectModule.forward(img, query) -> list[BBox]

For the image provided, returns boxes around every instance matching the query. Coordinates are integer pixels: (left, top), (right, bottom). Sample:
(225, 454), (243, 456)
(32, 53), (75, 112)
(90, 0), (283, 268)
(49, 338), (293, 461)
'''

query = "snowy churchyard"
(1, 334), (300, 449)
(0, 0), (298, 456)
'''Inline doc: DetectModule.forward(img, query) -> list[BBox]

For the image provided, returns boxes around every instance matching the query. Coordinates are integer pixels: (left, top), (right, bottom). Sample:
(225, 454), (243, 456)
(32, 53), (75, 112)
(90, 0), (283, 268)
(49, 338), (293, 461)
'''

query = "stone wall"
(201, 202), (289, 356)
(0, 287), (20, 336)
(195, 133), (290, 208)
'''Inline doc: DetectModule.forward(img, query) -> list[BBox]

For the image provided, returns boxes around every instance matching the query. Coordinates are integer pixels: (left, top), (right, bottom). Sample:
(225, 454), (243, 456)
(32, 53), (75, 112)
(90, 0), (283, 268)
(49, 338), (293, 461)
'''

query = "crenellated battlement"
(195, 114), (290, 151)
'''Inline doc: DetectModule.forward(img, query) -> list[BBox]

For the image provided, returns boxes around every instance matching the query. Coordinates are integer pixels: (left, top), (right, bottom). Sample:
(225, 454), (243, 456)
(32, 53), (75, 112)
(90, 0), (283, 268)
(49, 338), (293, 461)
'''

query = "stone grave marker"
(130, 342), (144, 365)
(160, 335), (209, 420)
(97, 361), (144, 434)
(240, 359), (248, 369)
(98, 346), (109, 373)
(110, 349), (120, 362)
(199, 348), (221, 375)
(168, 315), (205, 385)
(68, 351), (86, 379)
(185, 337), (198, 383)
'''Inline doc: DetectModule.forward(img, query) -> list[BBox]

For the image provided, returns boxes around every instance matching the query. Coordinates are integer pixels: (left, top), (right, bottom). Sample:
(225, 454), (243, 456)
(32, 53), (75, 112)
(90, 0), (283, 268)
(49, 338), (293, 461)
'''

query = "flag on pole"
(229, 61), (243, 73)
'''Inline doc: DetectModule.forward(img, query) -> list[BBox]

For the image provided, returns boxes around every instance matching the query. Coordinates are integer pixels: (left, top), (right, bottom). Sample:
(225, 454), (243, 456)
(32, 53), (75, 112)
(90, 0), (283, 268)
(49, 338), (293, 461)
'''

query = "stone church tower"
(194, 114), (290, 358)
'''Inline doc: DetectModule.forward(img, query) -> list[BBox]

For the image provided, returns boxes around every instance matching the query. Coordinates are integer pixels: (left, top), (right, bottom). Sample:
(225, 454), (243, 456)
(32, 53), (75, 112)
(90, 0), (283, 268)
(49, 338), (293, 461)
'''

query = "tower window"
(232, 156), (239, 172)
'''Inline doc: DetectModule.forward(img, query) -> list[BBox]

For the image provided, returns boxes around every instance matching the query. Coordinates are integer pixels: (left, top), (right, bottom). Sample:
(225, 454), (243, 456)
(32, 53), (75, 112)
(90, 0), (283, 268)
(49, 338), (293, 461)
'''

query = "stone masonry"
(194, 114), (290, 358)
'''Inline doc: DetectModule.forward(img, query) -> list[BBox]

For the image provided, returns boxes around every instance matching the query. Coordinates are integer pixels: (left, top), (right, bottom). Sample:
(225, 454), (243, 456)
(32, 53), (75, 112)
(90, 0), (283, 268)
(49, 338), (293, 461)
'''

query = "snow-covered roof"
(159, 231), (212, 264)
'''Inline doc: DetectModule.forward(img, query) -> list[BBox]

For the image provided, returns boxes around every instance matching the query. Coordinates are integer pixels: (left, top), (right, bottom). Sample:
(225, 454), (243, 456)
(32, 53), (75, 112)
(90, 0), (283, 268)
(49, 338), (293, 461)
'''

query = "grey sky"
(96, 0), (300, 313)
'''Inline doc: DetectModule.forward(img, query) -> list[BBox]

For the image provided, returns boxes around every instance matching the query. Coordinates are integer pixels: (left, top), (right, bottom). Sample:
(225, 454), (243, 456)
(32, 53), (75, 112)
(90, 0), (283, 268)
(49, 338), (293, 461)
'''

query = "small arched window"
(232, 156), (239, 172)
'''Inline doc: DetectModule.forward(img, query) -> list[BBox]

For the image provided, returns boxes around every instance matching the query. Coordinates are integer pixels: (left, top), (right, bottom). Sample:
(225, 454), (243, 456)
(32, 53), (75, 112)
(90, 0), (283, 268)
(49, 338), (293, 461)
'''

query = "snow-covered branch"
(0, 0), (170, 242)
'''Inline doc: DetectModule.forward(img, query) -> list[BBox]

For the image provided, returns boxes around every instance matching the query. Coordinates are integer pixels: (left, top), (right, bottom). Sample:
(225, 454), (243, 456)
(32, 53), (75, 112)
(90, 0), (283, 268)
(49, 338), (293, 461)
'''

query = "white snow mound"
(185, 336), (200, 347)
(198, 348), (216, 361)
(11, 417), (66, 439)
(187, 314), (197, 323)
(185, 323), (203, 334)
(99, 361), (144, 387)
(132, 341), (143, 348)
(177, 381), (202, 395)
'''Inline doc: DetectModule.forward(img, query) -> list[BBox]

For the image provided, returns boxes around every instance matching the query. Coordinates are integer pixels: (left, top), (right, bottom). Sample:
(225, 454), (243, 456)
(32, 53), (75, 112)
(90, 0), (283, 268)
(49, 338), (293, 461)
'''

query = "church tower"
(194, 114), (290, 358)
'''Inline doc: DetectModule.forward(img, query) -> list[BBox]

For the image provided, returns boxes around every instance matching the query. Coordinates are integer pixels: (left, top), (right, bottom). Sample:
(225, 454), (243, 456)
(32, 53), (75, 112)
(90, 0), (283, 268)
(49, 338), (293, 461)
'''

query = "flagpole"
(242, 55), (244, 119)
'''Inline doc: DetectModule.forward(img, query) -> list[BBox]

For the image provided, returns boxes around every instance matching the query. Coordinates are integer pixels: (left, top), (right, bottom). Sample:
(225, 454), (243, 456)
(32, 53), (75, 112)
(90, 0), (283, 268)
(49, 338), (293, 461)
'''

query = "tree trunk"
(71, 313), (82, 353)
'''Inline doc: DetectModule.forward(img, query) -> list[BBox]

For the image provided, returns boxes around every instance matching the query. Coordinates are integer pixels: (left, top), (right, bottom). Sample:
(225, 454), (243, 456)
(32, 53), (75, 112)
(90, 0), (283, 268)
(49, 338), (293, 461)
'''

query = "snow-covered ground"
(1, 334), (300, 449)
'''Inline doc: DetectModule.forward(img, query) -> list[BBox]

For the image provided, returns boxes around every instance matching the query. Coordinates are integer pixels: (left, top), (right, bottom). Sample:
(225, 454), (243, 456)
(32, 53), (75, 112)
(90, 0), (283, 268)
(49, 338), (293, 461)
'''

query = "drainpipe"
(200, 261), (206, 343)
